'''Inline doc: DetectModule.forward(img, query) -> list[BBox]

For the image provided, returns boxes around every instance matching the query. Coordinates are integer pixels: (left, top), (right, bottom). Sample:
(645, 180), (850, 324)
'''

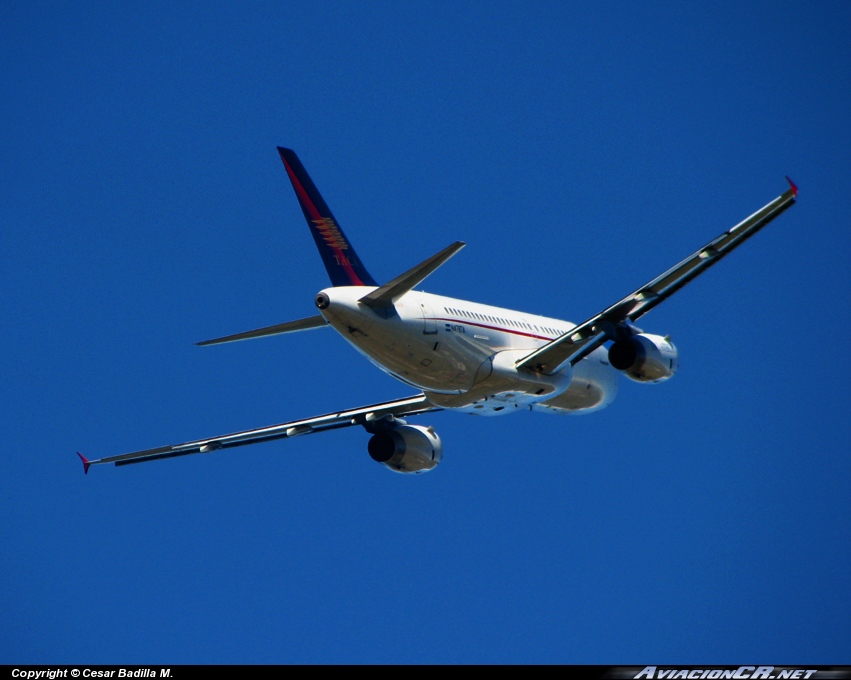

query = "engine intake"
(608, 333), (678, 383)
(368, 424), (443, 474)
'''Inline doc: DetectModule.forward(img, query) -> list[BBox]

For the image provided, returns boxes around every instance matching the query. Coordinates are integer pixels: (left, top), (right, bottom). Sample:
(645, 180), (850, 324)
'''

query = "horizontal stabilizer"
(359, 241), (465, 309)
(197, 315), (328, 346)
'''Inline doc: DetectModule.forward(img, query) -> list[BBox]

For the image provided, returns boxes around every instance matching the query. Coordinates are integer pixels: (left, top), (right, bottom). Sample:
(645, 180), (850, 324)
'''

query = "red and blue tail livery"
(278, 147), (377, 287)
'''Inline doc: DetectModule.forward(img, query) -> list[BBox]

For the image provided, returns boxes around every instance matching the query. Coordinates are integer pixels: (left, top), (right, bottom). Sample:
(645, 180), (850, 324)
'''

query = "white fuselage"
(318, 287), (619, 416)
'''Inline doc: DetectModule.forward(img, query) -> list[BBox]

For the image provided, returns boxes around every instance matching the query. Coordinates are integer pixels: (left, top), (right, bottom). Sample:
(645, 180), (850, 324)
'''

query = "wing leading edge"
(78, 394), (439, 472)
(517, 179), (798, 375)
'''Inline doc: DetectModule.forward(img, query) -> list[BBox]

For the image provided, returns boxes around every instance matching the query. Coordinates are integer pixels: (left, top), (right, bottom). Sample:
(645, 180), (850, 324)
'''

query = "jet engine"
(608, 333), (678, 384)
(367, 424), (443, 474)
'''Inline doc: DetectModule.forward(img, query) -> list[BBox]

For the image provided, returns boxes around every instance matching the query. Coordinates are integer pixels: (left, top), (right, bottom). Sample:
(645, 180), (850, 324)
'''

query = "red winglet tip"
(786, 176), (798, 197)
(77, 452), (91, 475)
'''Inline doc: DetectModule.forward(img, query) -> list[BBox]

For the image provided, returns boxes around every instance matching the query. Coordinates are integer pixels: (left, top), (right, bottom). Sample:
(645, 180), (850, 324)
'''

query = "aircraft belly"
(423, 347), (619, 416)
(533, 353), (618, 414)
(363, 337), (475, 392)
(325, 308), (485, 393)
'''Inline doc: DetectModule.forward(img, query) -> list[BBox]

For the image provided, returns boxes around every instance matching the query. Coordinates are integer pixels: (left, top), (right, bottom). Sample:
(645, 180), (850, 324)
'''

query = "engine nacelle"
(367, 424), (443, 474)
(608, 333), (678, 384)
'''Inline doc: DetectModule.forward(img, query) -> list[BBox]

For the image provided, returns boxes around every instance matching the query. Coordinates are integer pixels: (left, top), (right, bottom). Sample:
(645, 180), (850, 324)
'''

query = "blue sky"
(2, 1), (849, 664)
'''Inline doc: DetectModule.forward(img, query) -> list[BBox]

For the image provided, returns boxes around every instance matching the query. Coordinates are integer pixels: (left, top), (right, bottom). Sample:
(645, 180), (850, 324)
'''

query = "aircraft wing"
(77, 394), (439, 472)
(517, 179), (798, 375)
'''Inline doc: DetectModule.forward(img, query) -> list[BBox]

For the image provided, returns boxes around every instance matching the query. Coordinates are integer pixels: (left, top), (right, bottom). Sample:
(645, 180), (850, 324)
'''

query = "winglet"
(77, 452), (91, 475)
(786, 176), (798, 197)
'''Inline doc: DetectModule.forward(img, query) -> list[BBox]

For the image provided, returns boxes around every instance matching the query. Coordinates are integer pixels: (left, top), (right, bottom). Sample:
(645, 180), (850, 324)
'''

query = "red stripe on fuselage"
(281, 159), (366, 286)
(434, 317), (558, 342)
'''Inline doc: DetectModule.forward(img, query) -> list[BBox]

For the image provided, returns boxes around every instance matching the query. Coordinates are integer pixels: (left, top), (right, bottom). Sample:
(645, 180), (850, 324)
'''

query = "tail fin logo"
(313, 217), (349, 250)
(278, 147), (378, 287)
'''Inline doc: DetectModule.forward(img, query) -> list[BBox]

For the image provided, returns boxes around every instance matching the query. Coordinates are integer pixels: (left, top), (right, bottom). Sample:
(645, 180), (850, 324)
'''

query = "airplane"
(77, 147), (798, 475)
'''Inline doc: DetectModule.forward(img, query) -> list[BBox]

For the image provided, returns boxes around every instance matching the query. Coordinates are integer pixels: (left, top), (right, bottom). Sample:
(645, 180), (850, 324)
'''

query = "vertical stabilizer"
(277, 147), (377, 287)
